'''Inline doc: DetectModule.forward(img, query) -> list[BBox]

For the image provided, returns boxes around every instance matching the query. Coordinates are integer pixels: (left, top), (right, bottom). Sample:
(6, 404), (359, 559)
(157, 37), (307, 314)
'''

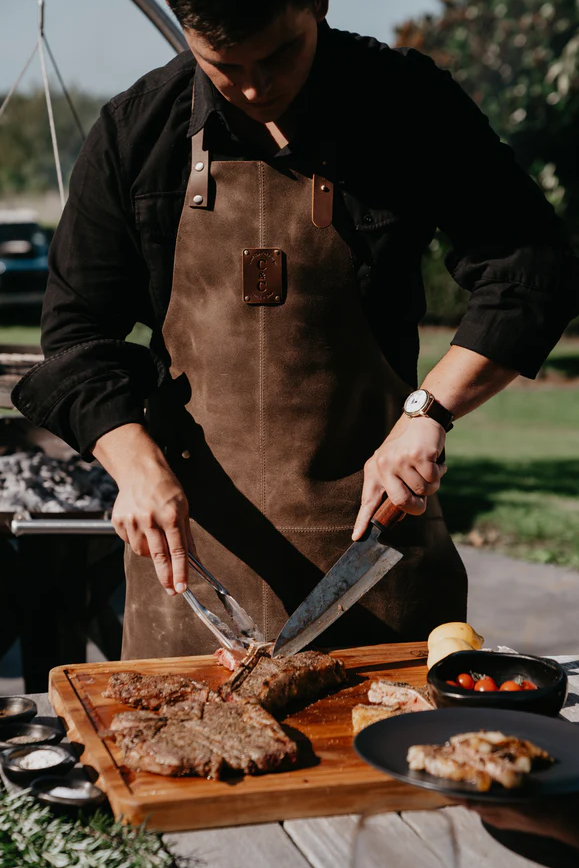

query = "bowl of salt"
(1, 744), (75, 784)
(30, 776), (106, 810)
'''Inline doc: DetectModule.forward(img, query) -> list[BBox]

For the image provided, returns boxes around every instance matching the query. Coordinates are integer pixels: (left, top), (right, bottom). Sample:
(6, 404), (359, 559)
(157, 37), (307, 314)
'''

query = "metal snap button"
(193, 195), (203, 205)
(181, 450), (191, 460)
(194, 162), (204, 172)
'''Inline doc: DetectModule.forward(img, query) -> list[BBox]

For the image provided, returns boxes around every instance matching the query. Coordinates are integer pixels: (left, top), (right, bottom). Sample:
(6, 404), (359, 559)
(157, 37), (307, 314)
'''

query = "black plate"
(354, 708), (579, 803)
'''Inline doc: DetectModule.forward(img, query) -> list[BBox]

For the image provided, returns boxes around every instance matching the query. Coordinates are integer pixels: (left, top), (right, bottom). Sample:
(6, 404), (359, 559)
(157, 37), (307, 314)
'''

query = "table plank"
(284, 813), (445, 868)
(402, 807), (544, 868)
(164, 823), (312, 868)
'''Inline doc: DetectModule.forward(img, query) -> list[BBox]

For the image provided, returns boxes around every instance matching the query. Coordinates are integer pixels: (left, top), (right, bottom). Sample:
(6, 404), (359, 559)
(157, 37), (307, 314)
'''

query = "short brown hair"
(167, 0), (318, 48)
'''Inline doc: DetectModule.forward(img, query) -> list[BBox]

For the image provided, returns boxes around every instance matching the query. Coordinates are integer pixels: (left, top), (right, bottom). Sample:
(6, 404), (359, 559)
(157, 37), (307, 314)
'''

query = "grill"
(0, 354), (123, 691)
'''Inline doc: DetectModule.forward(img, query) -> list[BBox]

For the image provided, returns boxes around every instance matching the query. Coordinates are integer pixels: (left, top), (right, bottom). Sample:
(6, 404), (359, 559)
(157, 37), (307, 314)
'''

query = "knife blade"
(272, 499), (404, 657)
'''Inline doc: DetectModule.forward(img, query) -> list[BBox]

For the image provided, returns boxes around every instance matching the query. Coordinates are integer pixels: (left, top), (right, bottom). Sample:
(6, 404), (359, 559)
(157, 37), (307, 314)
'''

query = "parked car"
(0, 208), (51, 311)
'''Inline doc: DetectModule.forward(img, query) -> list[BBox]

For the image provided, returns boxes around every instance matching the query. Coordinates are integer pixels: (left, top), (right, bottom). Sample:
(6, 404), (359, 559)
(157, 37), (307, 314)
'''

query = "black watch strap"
(427, 398), (454, 432)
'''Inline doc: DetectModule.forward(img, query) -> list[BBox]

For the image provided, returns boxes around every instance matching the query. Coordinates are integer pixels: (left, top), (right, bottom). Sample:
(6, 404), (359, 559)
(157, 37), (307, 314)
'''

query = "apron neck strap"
(188, 129), (209, 209)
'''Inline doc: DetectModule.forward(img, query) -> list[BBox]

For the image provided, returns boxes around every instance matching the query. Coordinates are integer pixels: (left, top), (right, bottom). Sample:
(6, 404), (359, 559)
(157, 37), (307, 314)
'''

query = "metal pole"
(130, 0), (188, 53)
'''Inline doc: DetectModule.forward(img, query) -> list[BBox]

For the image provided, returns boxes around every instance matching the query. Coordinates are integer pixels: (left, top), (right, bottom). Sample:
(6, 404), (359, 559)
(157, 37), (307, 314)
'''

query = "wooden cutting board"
(49, 642), (450, 831)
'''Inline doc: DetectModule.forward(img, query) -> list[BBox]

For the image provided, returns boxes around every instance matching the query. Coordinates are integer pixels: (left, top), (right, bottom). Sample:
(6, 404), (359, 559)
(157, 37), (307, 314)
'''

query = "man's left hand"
(352, 414), (447, 540)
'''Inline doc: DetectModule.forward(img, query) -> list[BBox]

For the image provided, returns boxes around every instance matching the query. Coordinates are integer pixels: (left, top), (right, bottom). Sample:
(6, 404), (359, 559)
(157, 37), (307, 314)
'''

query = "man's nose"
(241, 67), (272, 103)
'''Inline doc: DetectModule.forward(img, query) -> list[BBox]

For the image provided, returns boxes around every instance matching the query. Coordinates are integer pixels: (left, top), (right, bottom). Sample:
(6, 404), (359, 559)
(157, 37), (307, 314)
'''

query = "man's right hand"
(93, 423), (194, 595)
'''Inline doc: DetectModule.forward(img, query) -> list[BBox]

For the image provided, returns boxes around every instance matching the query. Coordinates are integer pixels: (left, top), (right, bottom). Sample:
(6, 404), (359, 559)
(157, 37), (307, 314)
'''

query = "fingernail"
(175, 582), (187, 593)
(166, 588), (176, 596)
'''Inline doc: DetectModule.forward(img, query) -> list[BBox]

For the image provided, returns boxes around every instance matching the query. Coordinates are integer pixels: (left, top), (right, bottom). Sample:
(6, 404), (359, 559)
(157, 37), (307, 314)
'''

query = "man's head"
(167, 1), (329, 123)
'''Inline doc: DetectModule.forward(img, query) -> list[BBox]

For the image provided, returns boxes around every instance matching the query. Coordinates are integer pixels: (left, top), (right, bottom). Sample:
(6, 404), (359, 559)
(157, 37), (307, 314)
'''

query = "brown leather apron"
(122, 125), (467, 660)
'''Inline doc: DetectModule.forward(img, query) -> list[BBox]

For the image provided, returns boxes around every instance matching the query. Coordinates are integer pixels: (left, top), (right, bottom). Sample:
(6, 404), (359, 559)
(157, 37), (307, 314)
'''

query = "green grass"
(418, 328), (579, 567)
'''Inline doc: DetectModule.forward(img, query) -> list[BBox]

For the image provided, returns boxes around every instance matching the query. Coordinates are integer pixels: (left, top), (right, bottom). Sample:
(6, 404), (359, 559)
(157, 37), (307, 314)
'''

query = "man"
(14, 0), (578, 658)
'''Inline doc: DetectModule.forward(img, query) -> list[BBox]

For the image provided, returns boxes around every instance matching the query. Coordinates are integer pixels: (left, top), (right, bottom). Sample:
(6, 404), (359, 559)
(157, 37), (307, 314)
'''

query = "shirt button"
(181, 450), (191, 460)
(363, 213), (374, 224)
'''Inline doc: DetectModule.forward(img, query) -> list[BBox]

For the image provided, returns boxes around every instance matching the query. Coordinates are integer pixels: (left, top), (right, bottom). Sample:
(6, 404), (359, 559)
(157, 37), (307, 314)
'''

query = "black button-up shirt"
(13, 23), (579, 458)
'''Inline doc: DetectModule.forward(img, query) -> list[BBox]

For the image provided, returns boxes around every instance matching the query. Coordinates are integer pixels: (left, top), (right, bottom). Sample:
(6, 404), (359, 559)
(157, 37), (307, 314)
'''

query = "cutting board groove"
(49, 642), (449, 831)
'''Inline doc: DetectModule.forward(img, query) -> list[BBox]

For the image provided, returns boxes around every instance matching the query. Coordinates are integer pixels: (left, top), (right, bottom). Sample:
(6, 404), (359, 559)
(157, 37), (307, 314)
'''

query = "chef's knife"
(272, 499), (404, 657)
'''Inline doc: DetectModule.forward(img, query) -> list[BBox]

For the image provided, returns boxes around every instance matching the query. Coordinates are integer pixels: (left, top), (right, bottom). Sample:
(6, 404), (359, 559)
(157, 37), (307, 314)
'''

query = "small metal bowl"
(30, 776), (106, 810)
(428, 651), (568, 717)
(0, 696), (37, 725)
(1, 744), (75, 785)
(0, 722), (63, 750)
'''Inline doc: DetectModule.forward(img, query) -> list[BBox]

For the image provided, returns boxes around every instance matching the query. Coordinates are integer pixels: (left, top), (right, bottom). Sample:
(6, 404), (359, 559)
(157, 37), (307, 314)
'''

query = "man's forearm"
(92, 423), (170, 484)
(420, 345), (518, 420)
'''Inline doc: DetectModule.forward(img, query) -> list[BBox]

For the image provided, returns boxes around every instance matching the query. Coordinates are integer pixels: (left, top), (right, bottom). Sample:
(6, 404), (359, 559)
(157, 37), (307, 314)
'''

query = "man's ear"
(315, 0), (329, 23)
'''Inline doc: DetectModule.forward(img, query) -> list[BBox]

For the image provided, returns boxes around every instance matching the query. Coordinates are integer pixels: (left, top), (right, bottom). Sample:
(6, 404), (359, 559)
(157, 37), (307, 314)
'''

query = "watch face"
(405, 389), (429, 414)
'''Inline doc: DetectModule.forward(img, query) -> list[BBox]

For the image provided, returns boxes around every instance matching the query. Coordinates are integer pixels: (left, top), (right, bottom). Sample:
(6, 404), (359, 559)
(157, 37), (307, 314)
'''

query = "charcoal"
(0, 450), (117, 512)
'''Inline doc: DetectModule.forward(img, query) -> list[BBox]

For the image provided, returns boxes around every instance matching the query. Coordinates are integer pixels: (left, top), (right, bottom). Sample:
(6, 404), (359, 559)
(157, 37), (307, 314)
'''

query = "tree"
(396, 0), (579, 244)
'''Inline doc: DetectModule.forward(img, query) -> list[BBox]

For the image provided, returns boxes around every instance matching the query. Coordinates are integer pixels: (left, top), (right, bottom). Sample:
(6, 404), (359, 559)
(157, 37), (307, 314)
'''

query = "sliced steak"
(103, 672), (216, 710)
(220, 647), (347, 717)
(109, 695), (297, 779)
(367, 680), (433, 712)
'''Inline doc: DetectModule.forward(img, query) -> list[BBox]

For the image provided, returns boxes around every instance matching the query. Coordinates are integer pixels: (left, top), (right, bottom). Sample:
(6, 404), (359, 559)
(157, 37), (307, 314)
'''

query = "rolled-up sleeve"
(403, 49), (579, 377)
(11, 101), (164, 457)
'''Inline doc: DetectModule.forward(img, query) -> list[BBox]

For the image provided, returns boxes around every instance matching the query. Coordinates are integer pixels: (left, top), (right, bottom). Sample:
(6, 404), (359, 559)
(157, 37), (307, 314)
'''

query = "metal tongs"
(182, 550), (265, 652)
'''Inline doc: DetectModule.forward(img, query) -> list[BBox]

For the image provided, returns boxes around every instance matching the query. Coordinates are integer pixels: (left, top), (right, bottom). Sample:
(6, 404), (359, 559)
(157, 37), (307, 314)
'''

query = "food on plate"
(427, 622), (484, 652)
(499, 681), (522, 691)
(407, 744), (492, 791)
(219, 645), (347, 717)
(352, 680), (434, 734)
(407, 729), (553, 791)
(427, 637), (474, 670)
(444, 672), (539, 692)
(108, 695), (298, 780)
(474, 677), (499, 692)
(103, 672), (216, 710)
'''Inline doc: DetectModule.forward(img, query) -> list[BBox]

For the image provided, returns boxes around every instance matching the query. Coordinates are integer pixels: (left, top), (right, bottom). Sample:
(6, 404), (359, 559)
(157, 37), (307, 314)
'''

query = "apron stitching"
(259, 162), (268, 639)
(277, 526), (355, 532)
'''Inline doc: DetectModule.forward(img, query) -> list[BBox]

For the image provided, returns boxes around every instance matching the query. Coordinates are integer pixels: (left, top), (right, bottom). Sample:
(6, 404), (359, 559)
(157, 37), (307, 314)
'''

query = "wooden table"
(25, 654), (579, 868)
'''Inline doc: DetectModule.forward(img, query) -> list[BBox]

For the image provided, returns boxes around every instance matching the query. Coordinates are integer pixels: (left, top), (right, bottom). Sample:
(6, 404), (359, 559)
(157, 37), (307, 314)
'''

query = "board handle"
(370, 448), (446, 532)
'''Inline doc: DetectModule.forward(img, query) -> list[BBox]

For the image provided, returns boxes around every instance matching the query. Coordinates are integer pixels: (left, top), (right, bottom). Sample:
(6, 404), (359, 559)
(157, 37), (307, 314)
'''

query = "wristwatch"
(403, 389), (454, 432)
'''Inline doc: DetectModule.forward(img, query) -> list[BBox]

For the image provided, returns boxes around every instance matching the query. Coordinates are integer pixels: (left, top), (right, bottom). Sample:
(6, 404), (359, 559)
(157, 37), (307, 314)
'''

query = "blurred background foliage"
(0, 89), (104, 195)
(395, 0), (579, 331)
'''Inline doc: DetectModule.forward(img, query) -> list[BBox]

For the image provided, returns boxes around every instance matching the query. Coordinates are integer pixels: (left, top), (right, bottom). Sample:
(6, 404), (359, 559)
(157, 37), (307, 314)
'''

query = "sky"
(1, 0), (440, 97)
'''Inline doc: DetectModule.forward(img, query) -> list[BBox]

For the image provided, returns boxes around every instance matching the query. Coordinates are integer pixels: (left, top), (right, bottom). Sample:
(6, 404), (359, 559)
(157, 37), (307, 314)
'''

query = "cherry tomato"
(446, 680), (459, 687)
(474, 677), (499, 692)
(521, 680), (538, 690)
(500, 680), (522, 691)
(457, 673), (475, 690)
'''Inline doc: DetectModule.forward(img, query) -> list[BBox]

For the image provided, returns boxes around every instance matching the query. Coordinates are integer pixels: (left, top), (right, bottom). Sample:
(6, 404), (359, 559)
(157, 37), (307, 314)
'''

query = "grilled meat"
(367, 680), (433, 711)
(103, 672), (216, 710)
(352, 680), (433, 734)
(407, 744), (492, 792)
(109, 695), (297, 779)
(407, 730), (553, 791)
(220, 645), (347, 717)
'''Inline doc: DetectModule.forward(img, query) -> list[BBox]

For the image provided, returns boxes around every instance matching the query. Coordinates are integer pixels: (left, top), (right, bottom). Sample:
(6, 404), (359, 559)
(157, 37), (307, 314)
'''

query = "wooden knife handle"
(370, 448), (446, 531)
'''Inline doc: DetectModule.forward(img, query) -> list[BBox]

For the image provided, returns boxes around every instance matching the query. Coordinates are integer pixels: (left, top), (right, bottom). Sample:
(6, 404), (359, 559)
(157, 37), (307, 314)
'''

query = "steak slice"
(407, 744), (493, 792)
(220, 646), (347, 717)
(103, 672), (216, 710)
(109, 695), (297, 779)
